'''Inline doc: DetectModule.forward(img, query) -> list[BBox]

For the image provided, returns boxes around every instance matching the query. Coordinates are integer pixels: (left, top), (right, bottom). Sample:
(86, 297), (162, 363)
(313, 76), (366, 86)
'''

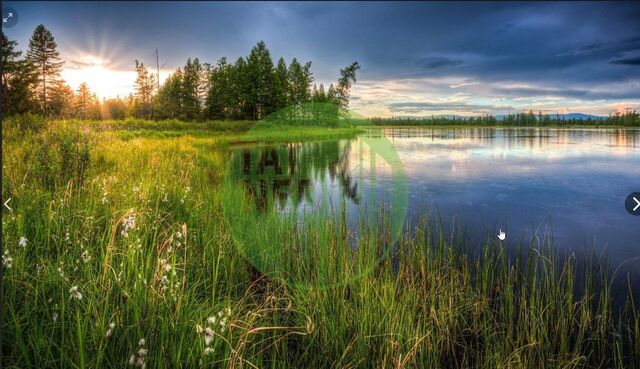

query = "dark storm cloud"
(609, 57), (640, 66)
(489, 85), (640, 100)
(415, 57), (463, 71)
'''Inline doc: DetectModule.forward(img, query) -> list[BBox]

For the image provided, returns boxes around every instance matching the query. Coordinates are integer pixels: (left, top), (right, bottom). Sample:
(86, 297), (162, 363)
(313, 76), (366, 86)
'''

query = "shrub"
(2, 113), (47, 136)
(34, 125), (91, 190)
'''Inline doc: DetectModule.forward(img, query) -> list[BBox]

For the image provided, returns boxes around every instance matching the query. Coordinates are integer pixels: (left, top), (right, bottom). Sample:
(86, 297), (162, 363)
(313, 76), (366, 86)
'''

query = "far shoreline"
(360, 124), (640, 129)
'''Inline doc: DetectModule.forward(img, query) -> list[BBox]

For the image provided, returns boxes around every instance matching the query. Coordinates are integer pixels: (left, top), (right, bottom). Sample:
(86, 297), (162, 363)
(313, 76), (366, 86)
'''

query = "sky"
(4, 1), (640, 117)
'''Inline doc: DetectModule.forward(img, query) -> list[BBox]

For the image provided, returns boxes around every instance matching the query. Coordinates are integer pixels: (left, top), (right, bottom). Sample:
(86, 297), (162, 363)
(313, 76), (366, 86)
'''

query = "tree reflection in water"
(233, 139), (360, 213)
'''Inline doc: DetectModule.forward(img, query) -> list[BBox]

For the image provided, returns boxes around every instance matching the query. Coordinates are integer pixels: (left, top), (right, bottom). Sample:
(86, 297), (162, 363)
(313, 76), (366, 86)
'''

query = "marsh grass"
(2, 118), (638, 368)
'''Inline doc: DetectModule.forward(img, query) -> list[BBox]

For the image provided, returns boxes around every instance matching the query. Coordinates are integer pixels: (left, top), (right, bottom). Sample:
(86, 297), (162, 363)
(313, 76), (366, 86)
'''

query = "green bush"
(2, 113), (47, 136)
(34, 126), (91, 190)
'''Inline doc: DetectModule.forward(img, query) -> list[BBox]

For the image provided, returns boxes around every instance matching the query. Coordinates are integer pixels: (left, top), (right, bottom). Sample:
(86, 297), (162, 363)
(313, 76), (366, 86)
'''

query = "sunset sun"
(61, 55), (137, 98)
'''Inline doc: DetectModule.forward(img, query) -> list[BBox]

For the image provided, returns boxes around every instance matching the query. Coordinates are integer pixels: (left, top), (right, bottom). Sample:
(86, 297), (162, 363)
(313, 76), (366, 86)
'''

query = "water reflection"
(231, 140), (362, 212)
(382, 128), (640, 266)
(230, 128), (640, 267)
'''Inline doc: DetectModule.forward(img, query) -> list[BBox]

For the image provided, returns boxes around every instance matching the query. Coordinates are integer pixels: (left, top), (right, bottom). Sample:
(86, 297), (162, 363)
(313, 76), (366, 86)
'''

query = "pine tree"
(133, 60), (155, 119)
(205, 57), (230, 120)
(327, 83), (336, 103)
(273, 57), (289, 111)
(246, 41), (276, 119)
(312, 83), (328, 103)
(75, 82), (92, 119)
(154, 69), (183, 119)
(180, 57), (205, 120)
(26, 24), (64, 115)
(334, 62), (360, 110)
(231, 57), (251, 120)
(2, 32), (37, 115)
(74, 83), (101, 119)
(2, 31), (22, 91)
(288, 58), (313, 105)
(48, 80), (74, 118)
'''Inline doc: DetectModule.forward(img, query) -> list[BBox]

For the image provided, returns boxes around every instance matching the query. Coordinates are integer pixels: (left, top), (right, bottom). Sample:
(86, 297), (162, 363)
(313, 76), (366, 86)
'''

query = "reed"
(2, 117), (638, 368)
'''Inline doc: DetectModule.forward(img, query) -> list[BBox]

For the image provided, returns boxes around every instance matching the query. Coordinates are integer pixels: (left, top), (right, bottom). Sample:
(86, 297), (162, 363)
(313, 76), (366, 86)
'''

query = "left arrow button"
(4, 198), (13, 212)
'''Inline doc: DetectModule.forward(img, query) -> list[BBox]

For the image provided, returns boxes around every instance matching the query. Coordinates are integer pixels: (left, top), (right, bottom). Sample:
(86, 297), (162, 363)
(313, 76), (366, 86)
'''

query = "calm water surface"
(235, 127), (640, 267)
(383, 127), (640, 265)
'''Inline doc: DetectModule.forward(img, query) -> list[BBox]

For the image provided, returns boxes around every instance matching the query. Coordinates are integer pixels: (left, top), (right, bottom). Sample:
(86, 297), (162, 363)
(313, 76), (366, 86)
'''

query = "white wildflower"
(121, 213), (137, 238)
(69, 286), (83, 300)
(53, 312), (59, 322)
(129, 338), (147, 368)
(106, 322), (116, 337)
(18, 236), (27, 247)
(160, 275), (169, 289)
(2, 250), (13, 268)
(207, 316), (216, 325)
(81, 250), (91, 263)
(204, 327), (214, 346)
(204, 347), (214, 356)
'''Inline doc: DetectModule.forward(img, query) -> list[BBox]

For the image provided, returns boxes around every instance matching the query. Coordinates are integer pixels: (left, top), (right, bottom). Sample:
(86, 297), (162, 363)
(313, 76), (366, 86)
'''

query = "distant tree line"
(369, 110), (640, 127)
(2, 25), (360, 121)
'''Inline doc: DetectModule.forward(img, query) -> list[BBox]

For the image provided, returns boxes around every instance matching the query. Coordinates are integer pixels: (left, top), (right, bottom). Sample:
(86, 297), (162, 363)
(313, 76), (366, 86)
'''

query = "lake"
(231, 127), (640, 269)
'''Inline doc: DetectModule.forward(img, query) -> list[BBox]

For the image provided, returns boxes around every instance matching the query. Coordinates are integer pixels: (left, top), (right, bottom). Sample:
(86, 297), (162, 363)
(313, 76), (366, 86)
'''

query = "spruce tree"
(231, 57), (251, 120)
(288, 58), (313, 105)
(133, 60), (155, 119)
(273, 57), (289, 111)
(75, 82), (92, 119)
(181, 58), (202, 120)
(205, 58), (230, 120)
(334, 62), (360, 110)
(246, 41), (275, 119)
(154, 69), (183, 119)
(26, 24), (64, 115)
(2, 32), (37, 115)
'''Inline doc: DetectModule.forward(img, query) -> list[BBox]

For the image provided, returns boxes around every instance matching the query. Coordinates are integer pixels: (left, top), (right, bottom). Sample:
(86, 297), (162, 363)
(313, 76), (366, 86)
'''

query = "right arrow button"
(625, 192), (640, 216)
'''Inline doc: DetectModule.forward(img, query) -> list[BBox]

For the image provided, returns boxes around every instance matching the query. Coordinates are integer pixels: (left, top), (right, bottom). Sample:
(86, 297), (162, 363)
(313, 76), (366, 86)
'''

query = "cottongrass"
(105, 322), (116, 337)
(18, 236), (27, 247)
(120, 212), (137, 238)
(81, 249), (91, 263)
(2, 250), (13, 268)
(128, 338), (148, 368)
(196, 307), (232, 353)
(69, 286), (82, 300)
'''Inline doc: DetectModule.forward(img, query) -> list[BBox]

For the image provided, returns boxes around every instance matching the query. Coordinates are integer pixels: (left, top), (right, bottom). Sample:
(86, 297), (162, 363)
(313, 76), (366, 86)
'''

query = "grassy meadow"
(2, 115), (639, 369)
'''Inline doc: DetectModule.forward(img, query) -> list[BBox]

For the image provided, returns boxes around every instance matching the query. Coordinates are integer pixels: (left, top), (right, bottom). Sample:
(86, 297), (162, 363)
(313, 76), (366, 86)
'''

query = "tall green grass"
(2, 118), (638, 368)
